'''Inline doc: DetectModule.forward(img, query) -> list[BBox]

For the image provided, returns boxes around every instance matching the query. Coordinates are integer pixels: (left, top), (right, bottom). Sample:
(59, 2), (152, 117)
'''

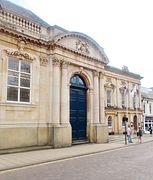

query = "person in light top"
(127, 125), (133, 143)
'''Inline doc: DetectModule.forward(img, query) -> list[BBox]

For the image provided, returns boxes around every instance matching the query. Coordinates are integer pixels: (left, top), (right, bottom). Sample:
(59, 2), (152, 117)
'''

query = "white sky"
(9, 0), (153, 87)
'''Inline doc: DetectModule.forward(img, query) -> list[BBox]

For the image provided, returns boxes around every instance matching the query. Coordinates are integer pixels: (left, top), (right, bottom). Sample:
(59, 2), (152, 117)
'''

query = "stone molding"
(4, 49), (36, 61)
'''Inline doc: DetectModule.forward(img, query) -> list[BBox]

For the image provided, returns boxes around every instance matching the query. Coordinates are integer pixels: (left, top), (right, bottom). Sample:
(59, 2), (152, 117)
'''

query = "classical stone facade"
(0, 0), (142, 151)
(104, 66), (142, 135)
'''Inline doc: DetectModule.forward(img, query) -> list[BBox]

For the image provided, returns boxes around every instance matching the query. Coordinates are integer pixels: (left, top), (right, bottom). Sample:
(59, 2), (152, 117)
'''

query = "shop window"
(7, 58), (31, 103)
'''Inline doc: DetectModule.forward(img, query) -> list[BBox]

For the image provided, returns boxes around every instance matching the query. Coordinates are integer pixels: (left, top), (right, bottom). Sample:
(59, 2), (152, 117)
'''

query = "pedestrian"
(127, 125), (133, 143)
(137, 126), (143, 143)
(149, 126), (152, 136)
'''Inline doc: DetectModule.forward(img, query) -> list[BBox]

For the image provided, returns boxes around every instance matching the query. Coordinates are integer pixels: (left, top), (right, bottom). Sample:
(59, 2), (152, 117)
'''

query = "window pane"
(21, 61), (30, 73)
(20, 88), (30, 102)
(20, 74), (30, 87)
(8, 71), (19, 77)
(8, 76), (18, 86)
(7, 87), (18, 101)
(8, 58), (19, 71)
(78, 77), (85, 86)
(107, 90), (111, 105)
(70, 76), (77, 84)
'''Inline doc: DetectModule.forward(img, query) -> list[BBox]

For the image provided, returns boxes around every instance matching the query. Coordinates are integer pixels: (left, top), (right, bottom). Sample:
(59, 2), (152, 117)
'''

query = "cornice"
(54, 43), (104, 64)
(0, 25), (107, 65)
(0, 21), (48, 47)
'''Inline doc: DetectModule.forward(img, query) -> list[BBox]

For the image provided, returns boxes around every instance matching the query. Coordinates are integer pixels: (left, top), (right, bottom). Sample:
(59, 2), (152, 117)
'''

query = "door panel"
(70, 88), (87, 141)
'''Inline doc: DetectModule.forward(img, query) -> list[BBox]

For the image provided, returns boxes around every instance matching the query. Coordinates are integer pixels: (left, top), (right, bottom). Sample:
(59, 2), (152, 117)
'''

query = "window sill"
(0, 102), (37, 109)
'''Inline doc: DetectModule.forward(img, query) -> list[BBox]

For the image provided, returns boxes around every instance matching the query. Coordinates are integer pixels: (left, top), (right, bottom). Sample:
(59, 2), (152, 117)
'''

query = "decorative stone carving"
(17, 38), (27, 52)
(75, 40), (89, 54)
(104, 82), (115, 89)
(52, 58), (61, 67)
(4, 49), (36, 61)
(40, 56), (49, 66)
(106, 77), (112, 83)
(62, 61), (69, 68)
(104, 77), (115, 89)
(93, 70), (99, 77)
(79, 67), (84, 74)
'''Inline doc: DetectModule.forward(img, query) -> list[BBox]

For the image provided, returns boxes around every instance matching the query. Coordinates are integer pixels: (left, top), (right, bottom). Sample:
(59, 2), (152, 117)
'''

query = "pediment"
(53, 32), (109, 64)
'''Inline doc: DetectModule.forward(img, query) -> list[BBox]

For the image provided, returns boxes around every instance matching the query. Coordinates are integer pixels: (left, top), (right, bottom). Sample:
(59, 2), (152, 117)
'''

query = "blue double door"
(70, 75), (87, 141)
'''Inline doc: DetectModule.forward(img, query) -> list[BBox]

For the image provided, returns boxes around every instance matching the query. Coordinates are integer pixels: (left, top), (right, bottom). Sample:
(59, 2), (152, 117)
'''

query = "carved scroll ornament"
(4, 49), (36, 61)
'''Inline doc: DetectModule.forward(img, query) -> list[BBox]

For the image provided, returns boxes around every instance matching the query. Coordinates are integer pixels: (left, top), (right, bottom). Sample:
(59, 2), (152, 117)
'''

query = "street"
(0, 141), (153, 180)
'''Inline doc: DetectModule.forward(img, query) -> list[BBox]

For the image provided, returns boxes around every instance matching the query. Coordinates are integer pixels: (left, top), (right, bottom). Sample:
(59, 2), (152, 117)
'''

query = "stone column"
(93, 71), (99, 124)
(52, 58), (61, 125)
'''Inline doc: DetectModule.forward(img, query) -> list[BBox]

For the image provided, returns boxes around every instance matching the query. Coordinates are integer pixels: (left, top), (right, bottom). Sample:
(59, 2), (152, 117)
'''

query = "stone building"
(141, 87), (153, 133)
(0, 0), (142, 151)
(105, 66), (142, 135)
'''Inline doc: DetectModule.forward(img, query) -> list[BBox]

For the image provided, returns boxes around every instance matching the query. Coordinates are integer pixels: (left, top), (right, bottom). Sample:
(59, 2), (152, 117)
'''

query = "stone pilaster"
(51, 58), (71, 148)
(61, 61), (69, 124)
(52, 58), (61, 125)
(99, 72), (109, 142)
(138, 84), (141, 109)
(93, 71), (99, 124)
(116, 79), (120, 108)
(88, 88), (94, 142)
(99, 72), (105, 124)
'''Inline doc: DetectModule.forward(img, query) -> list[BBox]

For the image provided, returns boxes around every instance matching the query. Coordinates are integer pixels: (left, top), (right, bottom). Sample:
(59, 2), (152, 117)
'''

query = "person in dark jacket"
(137, 126), (143, 143)
(149, 126), (152, 136)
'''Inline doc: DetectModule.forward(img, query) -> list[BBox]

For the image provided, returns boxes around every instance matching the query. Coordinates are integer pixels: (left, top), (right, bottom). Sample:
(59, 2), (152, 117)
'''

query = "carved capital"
(40, 56), (49, 66)
(93, 70), (99, 77)
(52, 58), (61, 67)
(62, 61), (69, 69)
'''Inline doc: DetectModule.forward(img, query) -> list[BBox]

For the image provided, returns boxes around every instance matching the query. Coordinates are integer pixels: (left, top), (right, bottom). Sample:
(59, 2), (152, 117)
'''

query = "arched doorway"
(133, 115), (138, 131)
(70, 75), (87, 141)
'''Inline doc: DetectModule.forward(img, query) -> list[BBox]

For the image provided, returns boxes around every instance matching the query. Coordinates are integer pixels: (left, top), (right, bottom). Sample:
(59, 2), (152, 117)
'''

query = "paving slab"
(0, 134), (152, 172)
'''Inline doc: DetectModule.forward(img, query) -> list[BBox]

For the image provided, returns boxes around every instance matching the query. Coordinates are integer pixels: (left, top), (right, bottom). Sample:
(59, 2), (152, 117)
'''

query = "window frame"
(7, 57), (32, 104)
(108, 116), (112, 128)
(106, 89), (112, 106)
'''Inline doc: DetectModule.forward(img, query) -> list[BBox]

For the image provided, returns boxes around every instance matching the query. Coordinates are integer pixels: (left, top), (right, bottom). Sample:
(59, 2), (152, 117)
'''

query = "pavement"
(0, 134), (153, 172)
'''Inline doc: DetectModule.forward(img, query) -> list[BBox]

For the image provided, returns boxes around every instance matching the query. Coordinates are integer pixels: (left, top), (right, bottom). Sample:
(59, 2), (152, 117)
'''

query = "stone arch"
(68, 68), (92, 90)
(68, 68), (93, 142)
(53, 32), (109, 64)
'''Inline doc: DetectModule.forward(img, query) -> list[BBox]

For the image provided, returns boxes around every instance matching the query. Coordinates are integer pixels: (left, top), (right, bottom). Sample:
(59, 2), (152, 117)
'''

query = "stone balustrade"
(0, 10), (41, 33)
